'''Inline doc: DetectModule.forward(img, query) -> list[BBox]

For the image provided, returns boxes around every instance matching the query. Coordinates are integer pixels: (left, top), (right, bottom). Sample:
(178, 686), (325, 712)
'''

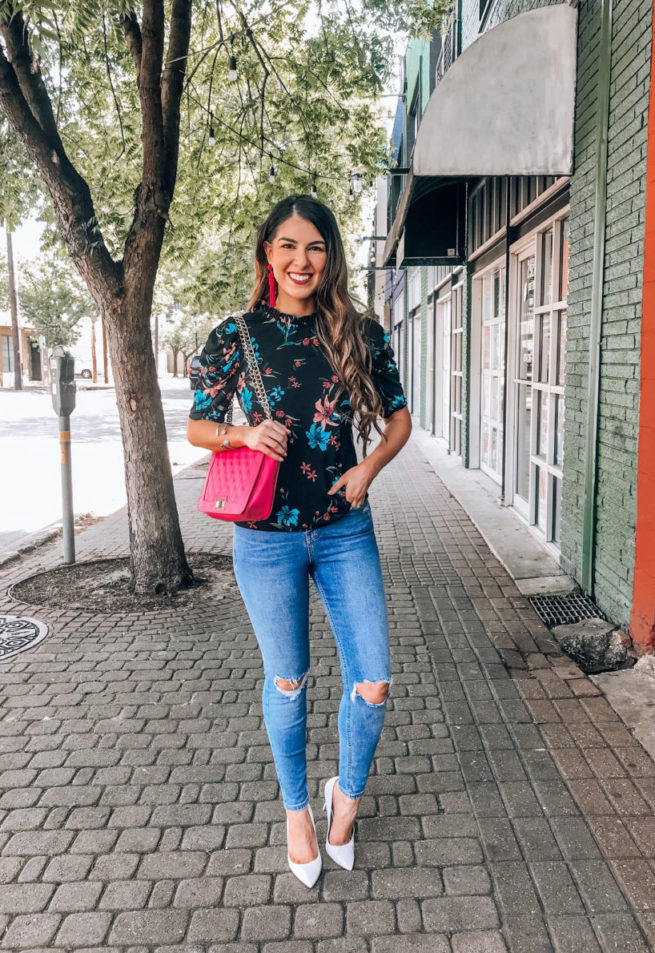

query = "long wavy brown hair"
(247, 194), (386, 456)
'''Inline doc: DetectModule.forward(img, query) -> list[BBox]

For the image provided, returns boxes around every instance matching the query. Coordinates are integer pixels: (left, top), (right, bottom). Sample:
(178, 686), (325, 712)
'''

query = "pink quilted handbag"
(198, 311), (280, 522)
(199, 446), (279, 521)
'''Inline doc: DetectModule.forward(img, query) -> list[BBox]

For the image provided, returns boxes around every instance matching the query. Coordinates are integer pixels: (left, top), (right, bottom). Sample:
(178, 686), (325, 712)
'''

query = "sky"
(3, 216), (43, 264)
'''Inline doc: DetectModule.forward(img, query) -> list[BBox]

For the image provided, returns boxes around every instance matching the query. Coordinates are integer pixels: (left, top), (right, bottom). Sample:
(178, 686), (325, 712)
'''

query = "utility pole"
(5, 226), (22, 391)
(91, 319), (98, 383)
(101, 314), (109, 383)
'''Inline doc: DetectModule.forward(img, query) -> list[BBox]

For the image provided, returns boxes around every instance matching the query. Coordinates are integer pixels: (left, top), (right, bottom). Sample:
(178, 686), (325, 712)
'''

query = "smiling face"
(263, 214), (328, 315)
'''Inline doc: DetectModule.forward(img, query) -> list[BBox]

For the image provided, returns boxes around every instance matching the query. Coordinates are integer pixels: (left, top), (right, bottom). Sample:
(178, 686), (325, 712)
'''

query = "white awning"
(413, 4), (577, 178)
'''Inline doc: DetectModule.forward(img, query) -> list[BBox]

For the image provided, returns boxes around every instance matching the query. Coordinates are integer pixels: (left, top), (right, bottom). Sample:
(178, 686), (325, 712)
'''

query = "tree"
(19, 253), (98, 348)
(161, 305), (214, 376)
(0, 0), (448, 593)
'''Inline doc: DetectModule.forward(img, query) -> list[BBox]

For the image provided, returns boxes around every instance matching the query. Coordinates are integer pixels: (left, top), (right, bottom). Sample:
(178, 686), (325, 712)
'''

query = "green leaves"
(0, 118), (44, 230)
(18, 249), (99, 347)
(0, 0), (430, 310)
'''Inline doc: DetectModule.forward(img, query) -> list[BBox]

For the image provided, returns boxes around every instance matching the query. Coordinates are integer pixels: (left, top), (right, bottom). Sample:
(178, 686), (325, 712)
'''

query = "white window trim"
(471, 254), (506, 481)
(505, 204), (570, 555)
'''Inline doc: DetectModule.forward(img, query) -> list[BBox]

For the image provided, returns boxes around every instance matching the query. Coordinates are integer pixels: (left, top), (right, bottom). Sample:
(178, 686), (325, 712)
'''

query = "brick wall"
(561, 0), (652, 628)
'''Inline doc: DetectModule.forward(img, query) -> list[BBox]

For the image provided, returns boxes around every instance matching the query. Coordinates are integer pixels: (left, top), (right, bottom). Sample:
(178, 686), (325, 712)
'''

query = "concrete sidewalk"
(1, 435), (654, 952)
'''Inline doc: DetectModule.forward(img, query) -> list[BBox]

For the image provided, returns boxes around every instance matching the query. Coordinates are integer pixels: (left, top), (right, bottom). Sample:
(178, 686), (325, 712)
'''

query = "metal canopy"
(413, 4), (577, 178)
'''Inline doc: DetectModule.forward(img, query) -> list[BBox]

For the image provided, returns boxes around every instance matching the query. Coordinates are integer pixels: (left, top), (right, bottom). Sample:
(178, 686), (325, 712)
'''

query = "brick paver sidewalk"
(1, 435), (654, 953)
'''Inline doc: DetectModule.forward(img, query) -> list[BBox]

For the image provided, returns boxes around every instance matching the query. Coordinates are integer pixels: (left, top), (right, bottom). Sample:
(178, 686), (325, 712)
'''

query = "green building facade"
(380, 0), (652, 634)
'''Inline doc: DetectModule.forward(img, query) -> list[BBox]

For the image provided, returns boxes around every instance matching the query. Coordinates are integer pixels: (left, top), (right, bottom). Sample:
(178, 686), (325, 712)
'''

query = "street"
(0, 377), (208, 556)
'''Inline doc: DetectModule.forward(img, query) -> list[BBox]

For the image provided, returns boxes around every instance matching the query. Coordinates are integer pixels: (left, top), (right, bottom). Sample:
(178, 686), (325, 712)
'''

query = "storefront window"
(1, 336), (13, 373)
(511, 213), (568, 545)
(541, 229), (553, 306)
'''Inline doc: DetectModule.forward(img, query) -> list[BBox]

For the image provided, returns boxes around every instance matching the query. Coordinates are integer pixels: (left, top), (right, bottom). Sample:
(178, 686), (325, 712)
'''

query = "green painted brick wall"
(560, 0), (651, 628)
(404, 38), (432, 117)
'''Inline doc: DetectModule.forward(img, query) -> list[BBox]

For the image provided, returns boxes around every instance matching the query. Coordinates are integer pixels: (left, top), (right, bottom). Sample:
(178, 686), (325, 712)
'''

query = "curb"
(0, 522), (63, 569)
(0, 454), (210, 571)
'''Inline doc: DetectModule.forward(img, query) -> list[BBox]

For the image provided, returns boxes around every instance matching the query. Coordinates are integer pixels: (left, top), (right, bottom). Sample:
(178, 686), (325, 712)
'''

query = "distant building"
(0, 313), (42, 383)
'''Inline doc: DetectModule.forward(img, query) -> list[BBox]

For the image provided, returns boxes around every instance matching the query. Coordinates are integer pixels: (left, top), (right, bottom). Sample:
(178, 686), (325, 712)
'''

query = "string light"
(191, 90), (375, 195)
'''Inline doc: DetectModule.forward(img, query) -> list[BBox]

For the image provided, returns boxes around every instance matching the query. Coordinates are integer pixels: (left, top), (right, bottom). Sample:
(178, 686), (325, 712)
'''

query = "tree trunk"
(172, 345), (180, 377)
(103, 292), (192, 594)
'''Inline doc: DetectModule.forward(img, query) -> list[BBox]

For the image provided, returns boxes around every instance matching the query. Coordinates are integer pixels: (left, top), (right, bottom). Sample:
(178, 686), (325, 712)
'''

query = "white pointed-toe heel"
(324, 775), (355, 871)
(286, 803), (322, 888)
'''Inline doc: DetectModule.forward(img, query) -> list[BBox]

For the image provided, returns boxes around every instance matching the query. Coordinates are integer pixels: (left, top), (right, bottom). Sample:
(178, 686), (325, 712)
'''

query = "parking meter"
(49, 345), (76, 416)
(49, 345), (76, 564)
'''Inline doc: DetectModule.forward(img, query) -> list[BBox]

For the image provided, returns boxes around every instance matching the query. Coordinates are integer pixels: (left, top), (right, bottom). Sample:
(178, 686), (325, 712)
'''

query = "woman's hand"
(327, 460), (375, 508)
(243, 420), (289, 462)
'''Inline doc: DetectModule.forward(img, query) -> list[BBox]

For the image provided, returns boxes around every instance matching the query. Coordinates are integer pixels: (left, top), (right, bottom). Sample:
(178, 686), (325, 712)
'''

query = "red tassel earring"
(267, 263), (276, 308)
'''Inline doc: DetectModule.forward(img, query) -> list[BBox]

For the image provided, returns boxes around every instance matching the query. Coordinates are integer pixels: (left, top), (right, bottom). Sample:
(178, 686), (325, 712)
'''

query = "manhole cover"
(529, 591), (606, 628)
(0, 615), (48, 662)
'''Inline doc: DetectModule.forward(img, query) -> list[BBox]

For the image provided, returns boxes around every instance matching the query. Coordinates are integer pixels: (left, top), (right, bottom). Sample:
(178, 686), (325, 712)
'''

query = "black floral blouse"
(189, 303), (407, 532)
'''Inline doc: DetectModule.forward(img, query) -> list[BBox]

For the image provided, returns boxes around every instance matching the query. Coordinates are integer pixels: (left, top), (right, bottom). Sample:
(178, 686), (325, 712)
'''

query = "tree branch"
(0, 40), (121, 302)
(162, 0), (193, 197)
(121, 10), (143, 81)
(0, 6), (63, 147)
(138, 0), (165, 189)
(123, 1), (192, 289)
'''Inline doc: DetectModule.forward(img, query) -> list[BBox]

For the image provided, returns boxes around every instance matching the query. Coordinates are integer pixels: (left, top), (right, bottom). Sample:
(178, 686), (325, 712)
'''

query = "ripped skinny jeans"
(232, 501), (391, 810)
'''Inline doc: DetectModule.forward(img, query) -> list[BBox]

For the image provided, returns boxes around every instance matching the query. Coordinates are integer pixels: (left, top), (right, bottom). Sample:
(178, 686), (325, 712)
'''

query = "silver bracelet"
(216, 423), (231, 449)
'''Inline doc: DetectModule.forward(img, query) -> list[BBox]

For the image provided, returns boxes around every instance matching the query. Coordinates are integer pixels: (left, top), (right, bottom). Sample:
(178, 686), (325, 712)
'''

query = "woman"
(187, 194), (411, 888)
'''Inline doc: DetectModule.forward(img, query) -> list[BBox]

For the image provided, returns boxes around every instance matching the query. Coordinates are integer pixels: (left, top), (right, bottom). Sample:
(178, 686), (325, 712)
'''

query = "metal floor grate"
(529, 591), (606, 628)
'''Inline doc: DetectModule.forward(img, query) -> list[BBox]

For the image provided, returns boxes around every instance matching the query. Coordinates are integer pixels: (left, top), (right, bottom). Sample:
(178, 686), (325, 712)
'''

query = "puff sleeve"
(363, 317), (408, 419)
(188, 317), (241, 422)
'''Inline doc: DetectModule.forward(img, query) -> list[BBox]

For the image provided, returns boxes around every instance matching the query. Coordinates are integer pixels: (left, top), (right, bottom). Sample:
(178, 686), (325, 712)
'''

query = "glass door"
(412, 312), (421, 415)
(510, 214), (568, 543)
(514, 250), (535, 518)
(450, 281), (463, 457)
(426, 295), (436, 434)
(435, 294), (450, 440)
(480, 263), (506, 483)
(533, 217), (568, 543)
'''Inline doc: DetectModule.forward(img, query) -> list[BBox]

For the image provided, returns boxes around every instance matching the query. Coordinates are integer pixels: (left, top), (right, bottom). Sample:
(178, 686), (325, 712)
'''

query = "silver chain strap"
(225, 311), (273, 426)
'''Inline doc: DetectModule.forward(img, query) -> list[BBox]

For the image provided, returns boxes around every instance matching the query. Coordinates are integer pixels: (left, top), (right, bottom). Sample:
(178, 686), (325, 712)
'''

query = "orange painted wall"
(631, 1), (655, 652)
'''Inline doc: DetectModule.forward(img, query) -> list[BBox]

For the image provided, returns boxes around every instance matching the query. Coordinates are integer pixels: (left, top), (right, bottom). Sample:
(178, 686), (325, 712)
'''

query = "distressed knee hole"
(351, 679), (391, 706)
(274, 671), (309, 700)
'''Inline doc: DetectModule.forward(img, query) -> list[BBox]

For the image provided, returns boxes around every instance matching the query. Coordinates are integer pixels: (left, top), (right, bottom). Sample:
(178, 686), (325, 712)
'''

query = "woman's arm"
(360, 406), (412, 480)
(327, 406), (412, 507)
(187, 418), (289, 462)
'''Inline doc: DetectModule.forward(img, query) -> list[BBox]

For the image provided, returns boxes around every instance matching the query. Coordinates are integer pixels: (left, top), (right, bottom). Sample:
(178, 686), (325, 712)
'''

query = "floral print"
(305, 422), (331, 450)
(189, 303), (407, 532)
